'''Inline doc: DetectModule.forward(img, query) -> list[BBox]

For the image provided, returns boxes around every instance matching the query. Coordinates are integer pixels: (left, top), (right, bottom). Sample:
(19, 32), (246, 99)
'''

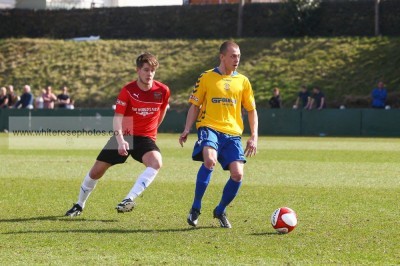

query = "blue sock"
(215, 178), (242, 215)
(192, 164), (213, 211)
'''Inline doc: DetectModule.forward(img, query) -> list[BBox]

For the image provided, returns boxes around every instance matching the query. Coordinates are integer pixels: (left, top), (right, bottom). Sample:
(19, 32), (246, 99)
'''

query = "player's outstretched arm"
(179, 104), (200, 147)
(244, 109), (258, 157)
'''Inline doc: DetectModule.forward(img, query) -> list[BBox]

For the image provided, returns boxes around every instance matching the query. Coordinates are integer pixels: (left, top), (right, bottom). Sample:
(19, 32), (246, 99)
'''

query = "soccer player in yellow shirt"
(179, 41), (258, 228)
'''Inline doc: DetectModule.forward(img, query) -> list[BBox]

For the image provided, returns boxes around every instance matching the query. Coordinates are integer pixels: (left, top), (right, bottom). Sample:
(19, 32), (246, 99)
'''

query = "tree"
(374, 0), (380, 36)
(283, 0), (321, 36)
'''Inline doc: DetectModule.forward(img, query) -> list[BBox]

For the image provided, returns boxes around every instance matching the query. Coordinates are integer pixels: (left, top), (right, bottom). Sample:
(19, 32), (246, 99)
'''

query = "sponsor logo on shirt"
(132, 107), (159, 117)
(211, 97), (237, 104)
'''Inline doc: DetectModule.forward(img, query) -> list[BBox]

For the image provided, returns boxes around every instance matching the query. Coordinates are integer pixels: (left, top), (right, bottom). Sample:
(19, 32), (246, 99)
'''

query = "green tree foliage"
(282, 0), (321, 36)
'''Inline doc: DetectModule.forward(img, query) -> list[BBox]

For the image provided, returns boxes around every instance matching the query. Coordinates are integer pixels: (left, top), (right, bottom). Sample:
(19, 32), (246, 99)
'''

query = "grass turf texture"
(1, 37), (400, 108)
(0, 133), (399, 264)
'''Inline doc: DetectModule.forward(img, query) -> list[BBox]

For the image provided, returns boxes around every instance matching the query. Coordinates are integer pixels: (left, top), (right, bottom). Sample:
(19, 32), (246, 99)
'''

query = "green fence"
(0, 108), (399, 137)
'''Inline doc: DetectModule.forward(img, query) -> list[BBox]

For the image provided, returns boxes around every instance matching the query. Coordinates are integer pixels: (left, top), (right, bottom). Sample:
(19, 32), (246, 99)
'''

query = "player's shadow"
(0, 216), (118, 223)
(250, 232), (281, 236)
(2, 226), (214, 235)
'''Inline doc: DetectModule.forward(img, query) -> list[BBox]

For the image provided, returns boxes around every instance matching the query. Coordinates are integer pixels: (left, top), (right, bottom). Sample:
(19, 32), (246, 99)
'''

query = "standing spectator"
(294, 85), (311, 109)
(269, 87), (281, 109)
(57, 86), (71, 108)
(0, 87), (9, 108)
(309, 86), (326, 110)
(7, 85), (18, 108)
(371, 81), (387, 109)
(34, 90), (44, 109)
(14, 85), (33, 109)
(42, 86), (58, 109)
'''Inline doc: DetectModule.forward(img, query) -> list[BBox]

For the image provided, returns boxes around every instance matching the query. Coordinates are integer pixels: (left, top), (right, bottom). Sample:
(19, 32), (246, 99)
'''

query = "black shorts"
(96, 135), (160, 165)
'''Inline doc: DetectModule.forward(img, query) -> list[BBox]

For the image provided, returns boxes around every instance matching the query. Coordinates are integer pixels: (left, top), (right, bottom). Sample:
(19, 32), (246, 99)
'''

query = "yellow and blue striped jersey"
(188, 67), (256, 136)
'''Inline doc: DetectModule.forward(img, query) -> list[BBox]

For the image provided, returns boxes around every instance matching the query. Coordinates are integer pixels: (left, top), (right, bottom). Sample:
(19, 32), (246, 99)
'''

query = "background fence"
(1, 108), (399, 137)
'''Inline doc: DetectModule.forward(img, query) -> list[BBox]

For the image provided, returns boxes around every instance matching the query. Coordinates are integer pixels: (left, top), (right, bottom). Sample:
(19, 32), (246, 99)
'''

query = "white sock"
(77, 173), (98, 209)
(125, 167), (158, 200)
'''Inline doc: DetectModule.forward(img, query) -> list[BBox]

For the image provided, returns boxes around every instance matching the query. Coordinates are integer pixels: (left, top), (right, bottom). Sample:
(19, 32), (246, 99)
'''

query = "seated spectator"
(14, 85), (34, 109)
(269, 87), (281, 109)
(0, 87), (8, 108)
(0, 87), (9, 108)
(57, 86), (71, 108)
(42, 86), (58, 109)
(309, 86), (326, 110)
(294, 85), (311, 109)
(7, 85), (18, 108)
(371, 81), (387, 109)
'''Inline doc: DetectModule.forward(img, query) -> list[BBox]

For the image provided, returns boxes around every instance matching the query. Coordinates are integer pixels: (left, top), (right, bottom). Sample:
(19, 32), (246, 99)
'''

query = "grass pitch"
(0, 134), (399, 264)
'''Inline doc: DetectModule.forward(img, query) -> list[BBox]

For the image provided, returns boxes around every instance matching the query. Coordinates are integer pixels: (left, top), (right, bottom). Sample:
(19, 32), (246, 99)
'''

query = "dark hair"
(136, 52), (159, 69)
(219, 41), (239, 55)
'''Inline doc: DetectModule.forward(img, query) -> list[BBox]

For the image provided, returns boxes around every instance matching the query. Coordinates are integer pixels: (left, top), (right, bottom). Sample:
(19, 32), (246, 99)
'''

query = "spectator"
(7, 85), (18, 108)
(371, 81), (387, 109)
(57, 86), (71, 108)
(0, 87), (9, 108)
(309, 86), (326, 110)
(42, 86), (57, 109)
(294, 85), (311, 109)
(66, 99), (75, 110)
(269, 87), (281, 109)
(35, 92), (44, 109)
(14, 85), (34, 109)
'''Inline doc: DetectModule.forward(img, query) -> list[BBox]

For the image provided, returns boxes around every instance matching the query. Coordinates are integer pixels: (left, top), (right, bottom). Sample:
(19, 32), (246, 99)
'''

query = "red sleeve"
(161, 86), (170, 110)
(115, 87), (129, 115)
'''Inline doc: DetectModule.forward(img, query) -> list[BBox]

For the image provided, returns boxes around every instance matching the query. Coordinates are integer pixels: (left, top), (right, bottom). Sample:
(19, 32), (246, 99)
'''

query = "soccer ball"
(271, 207), (297, 234)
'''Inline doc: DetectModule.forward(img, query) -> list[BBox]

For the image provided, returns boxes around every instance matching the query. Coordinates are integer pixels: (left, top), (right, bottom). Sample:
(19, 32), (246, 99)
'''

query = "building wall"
(15, 0), (46, 9)
(189, 0), (280, 4)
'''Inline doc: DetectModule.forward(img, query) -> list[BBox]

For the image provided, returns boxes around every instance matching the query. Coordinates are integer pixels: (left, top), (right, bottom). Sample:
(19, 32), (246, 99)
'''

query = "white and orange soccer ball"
(271, 207), (298, 234)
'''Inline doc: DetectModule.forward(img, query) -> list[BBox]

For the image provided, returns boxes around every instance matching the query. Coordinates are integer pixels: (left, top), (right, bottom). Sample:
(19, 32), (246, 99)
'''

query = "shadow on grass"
(2, 226), (215, 235)
(0, 216), (118, 223)
(250, 232), (281, 236)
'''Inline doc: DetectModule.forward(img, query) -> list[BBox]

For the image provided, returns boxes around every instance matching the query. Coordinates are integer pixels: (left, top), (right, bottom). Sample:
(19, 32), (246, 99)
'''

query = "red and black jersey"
(115, 80), (170, 140)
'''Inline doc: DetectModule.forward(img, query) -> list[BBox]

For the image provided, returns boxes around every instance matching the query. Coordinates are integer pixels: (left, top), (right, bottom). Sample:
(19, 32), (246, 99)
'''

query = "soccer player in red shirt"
(65, 52), (170, 217)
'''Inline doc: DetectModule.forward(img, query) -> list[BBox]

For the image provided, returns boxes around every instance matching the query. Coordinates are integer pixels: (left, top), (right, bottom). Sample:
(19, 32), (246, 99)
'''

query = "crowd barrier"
(0, 108), (399, 137)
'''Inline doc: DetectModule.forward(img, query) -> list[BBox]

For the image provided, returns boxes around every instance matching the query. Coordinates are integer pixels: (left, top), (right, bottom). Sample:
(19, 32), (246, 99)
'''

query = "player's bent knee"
(230, 173), (243, 182)
(89, 161), (111, 180)
(203, 158), (217, 170)
(148, 160), (162, 170)
(142, 152), (162, 170)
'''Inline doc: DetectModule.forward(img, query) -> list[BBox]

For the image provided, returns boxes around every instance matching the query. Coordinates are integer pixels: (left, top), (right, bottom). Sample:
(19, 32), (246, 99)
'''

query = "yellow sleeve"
(188, 72), (207, 107)
(242, 77), (256, 111)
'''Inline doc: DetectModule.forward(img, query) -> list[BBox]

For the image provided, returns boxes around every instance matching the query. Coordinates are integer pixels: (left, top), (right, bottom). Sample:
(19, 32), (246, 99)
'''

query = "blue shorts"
(192, 127), (246, 170)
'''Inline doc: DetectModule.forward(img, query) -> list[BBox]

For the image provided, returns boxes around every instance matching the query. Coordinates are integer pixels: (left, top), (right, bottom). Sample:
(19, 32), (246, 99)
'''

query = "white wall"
(1, 0), (184, 9)
(117, 0), (183, 6)
(0, 0), (15, 9)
